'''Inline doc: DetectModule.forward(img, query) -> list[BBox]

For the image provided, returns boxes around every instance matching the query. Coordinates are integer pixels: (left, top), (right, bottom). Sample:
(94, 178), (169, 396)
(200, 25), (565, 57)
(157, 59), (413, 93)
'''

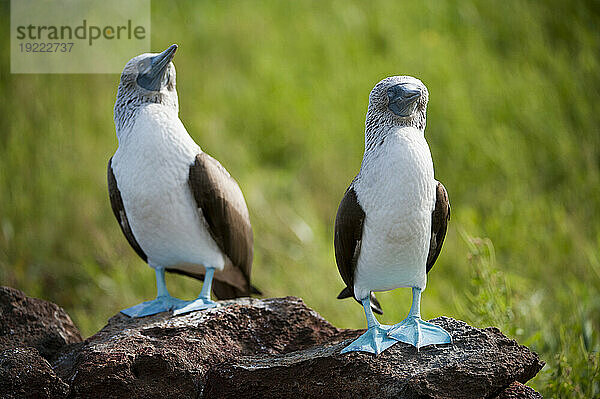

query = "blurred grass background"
(1, 0), (599, 396)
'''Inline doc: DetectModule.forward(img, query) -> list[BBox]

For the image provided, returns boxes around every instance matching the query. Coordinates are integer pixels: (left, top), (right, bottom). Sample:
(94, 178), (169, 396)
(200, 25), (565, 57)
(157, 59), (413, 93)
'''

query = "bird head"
(114, 44), (179, 127)
(366, 76), (429, 131)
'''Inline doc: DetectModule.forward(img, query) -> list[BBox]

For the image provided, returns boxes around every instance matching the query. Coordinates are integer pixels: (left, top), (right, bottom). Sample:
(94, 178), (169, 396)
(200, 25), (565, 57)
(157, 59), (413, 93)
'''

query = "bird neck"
(364, 110), (426, 152)
(114, 102), (139, 134)
(114, 102), (181, 145)
(114, 87), (179, 133)
(363, 122), (426, 154)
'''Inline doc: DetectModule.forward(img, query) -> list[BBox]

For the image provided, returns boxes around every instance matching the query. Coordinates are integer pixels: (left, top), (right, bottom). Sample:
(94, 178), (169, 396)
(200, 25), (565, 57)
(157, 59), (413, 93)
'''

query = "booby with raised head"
(108, 44), (257, 317)
(334, 76), (452, 354)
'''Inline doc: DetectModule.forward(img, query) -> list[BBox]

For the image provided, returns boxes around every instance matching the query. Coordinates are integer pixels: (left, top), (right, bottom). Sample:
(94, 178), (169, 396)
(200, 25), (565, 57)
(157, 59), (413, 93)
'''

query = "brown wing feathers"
(426, 181), (450, 273)
(334, 186), (383, 314)
(187, 153), (255, 298)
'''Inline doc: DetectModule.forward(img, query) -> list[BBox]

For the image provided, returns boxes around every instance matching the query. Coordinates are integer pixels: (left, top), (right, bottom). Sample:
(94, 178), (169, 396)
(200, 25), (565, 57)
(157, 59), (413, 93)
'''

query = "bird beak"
(136, 44), (178, 91)
(387, 82), (421, 117)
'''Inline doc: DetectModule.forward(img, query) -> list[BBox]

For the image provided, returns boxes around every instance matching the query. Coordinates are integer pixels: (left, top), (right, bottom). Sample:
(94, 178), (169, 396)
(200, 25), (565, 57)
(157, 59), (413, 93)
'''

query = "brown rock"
(495, 381), (543, 399)
(0, 347), (69, 399)
(0, 286), (83, 361)
(52, 296), (544, 399)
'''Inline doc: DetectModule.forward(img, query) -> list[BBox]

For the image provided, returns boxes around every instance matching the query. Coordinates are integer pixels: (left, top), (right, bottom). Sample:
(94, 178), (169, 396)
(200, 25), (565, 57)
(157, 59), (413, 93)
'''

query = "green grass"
(1, 1), (599, 396)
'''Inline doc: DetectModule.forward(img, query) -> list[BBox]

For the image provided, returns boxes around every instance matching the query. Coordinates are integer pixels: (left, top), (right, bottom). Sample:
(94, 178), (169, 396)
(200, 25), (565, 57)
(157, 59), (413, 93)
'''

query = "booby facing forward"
(108, 44), (257, 317)
(334, 76), (452, 354)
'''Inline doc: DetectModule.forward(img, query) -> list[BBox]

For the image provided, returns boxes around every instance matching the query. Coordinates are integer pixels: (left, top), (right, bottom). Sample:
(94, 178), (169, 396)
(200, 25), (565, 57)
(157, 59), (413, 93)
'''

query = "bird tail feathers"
(250, 284), (262, 296)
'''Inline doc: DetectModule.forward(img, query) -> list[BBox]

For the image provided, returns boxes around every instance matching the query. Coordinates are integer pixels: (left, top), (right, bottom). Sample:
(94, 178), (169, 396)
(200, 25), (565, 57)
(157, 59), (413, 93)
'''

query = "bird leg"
(155, 266), (170, 297)
(173, 267), (218, 315)
(121, 267), (189, 317)
(386, 287), (452, 348)
(341, 295), (398, 355)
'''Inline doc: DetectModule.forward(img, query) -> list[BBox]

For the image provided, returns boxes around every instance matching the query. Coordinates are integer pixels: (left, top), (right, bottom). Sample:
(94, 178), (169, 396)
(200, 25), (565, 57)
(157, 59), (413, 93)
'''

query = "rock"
(0, 347), (69, 399)
(495, 382), (542, 399)
(0, 286), (83, 361)
(52, 296), (544, 399)
(0, 286), (543, 398)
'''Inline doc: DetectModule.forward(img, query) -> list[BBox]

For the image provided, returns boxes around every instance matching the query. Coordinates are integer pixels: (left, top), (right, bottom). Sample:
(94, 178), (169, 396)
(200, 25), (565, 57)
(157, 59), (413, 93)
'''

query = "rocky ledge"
(0, 286), (543, 398)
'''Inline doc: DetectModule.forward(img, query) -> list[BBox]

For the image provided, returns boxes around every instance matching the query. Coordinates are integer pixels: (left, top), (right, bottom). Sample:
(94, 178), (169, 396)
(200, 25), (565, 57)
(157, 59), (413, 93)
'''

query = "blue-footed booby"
(108, 44), (258, 317)
(334, 76), (452, 354)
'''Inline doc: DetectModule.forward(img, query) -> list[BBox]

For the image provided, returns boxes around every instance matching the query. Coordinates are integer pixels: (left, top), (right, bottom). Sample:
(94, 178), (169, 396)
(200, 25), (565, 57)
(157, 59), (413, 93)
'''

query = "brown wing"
(334, 185), (383, 314)
(187, 152), (255, 298)
(426, 181), (450, 273)
(107, 157), (148, 263)
(334, 186), (364, 291)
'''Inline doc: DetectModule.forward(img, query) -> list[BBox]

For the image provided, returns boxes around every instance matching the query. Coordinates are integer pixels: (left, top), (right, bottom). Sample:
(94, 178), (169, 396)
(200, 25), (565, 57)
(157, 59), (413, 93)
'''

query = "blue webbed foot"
(387, 316), (452, 348)
(121, 295), (189, 318)
(387, 287), (453, 349)
(174, 267), (218, 315)
(173, 297), (217, 315)
(341, 324), (398, 355)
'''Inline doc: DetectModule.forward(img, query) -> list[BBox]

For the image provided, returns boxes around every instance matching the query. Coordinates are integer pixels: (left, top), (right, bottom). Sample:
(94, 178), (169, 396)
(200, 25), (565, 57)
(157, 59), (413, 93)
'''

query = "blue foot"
(173, 297), (217, 315)
(121, 295), (189, 318)
(387, 287), (452, 348)
(387, 316), (452, 348)
(341, 324), (398, 355)
(174, 267), (218, 315)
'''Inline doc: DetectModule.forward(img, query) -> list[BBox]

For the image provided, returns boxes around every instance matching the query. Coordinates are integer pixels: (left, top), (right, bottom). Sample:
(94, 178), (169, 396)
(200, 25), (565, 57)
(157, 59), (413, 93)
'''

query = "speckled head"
(366, 76), (429, 131)
(114, 44), (179, 131)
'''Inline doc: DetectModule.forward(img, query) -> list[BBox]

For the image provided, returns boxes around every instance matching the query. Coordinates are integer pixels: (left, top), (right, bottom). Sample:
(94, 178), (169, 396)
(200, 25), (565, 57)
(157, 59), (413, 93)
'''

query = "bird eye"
(137, 59), (151, 73)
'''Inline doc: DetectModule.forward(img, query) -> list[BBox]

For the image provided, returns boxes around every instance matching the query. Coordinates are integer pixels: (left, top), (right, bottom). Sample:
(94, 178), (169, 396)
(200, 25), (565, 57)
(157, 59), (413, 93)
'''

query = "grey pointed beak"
(137, 44), (178, 91)
(387, 82), (421, 117)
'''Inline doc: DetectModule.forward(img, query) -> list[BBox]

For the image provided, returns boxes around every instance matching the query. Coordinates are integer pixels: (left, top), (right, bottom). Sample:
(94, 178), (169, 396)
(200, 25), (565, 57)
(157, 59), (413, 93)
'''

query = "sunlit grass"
(1, 1), (598, 396)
